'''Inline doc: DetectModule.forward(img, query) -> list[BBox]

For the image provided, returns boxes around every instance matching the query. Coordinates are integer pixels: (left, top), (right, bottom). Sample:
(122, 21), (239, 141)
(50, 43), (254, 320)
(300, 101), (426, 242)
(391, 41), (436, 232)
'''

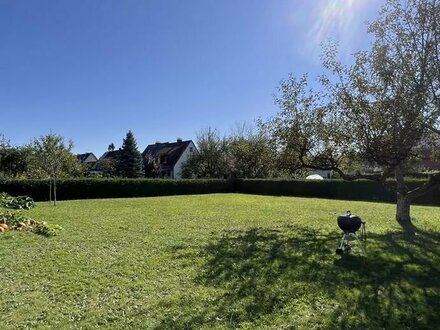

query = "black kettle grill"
(336, 211), (366, 255)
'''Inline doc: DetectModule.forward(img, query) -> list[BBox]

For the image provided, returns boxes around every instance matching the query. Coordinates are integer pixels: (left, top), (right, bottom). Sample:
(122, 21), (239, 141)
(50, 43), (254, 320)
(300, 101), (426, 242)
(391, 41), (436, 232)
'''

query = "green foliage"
(236, 179), (440, 206)
(0, 195), (439, 328)
(92, 158), (117, 177)
(108, 143), (115, 152)
(0, 178), (438, 206)
(0, 211), (61, 236)
(117, 131), (142, 178)
(265, 0), (440, 223)
(182, 127), (229, 178)
(29, 133), (85, 205)
(0, 192), (34, 209)
(0, 178), (234, 201)
(32, 222), (63, 237)
(0, 146), (31, 179)
(30, 133), (83, 179)
(183, 125), (278, 179)
(143, 159), (156, 178)
(0, 210), (28, 226)
(226, 123), (277, 178)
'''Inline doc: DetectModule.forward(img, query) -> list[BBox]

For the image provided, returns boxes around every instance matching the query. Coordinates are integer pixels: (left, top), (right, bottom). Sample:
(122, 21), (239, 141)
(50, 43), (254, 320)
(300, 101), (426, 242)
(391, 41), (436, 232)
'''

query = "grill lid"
(337, 210), (363, 233)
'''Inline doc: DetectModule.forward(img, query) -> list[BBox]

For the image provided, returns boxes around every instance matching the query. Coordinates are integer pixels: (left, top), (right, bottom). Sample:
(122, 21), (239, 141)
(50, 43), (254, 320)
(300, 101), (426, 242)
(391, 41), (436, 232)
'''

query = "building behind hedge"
(142, 139), (197, 179)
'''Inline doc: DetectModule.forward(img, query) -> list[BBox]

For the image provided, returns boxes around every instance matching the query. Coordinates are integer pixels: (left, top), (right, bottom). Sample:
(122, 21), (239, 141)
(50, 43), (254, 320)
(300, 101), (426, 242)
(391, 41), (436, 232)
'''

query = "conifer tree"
(117, 131), (142, 178)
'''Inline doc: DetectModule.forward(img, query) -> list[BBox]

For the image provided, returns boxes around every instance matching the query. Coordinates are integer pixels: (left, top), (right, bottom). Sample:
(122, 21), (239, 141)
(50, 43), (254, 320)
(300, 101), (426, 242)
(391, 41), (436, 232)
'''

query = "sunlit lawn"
(1, 194), (439, 329)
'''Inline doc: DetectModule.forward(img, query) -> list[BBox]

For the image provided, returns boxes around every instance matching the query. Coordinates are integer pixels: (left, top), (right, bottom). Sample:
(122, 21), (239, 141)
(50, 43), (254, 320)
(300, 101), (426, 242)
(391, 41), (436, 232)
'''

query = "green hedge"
(235, 179), (440, 206)
(0, 179), (233, 201)
(0, 178), (438, 206)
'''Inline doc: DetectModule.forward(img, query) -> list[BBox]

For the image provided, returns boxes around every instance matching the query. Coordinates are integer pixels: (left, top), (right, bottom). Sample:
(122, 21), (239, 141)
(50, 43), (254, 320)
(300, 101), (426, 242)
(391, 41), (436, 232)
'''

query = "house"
(413, 137), (440, 171)
(142, 139), (197, 179)
(76, 152), (98, 165)
(89, 150), (121, 176)
(419, 153), (440, 171)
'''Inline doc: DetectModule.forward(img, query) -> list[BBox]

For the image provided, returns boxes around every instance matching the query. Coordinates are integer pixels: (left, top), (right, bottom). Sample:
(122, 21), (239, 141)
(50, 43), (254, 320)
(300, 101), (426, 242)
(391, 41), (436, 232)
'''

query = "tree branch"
(298, 153), (396, 191)
(408, 172), (440, 199)
(424, 123), (440, 135)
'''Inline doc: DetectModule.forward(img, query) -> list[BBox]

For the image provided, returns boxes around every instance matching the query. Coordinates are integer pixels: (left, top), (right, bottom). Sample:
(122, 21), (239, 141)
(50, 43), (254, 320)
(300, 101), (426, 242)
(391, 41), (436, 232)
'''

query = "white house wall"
(173, 141), (197, 179)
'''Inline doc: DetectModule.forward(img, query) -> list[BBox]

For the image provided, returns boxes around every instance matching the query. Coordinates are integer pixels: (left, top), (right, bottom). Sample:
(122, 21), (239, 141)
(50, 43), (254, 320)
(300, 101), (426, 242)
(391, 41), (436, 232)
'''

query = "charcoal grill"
(335, 211), (366, 255)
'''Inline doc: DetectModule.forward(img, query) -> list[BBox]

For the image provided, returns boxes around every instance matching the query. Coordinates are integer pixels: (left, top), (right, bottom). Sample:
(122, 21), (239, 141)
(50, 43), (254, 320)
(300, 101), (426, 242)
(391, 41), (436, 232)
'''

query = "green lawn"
(1, 194), (439, 329)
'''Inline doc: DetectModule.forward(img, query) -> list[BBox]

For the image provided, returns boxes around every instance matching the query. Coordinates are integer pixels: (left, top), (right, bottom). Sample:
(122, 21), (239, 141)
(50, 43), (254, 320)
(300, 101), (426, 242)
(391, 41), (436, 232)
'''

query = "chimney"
(177, 138), (183, 143)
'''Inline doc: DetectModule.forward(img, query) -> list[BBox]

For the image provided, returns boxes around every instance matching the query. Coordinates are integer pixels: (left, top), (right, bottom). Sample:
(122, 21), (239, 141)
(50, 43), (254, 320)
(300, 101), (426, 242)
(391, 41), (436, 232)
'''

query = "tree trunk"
(53, 177), (57, 206)
(396, 192), (414, 237)
(396, 193), (411, 223)
(49, 179), (52, 204)
(394, 165), (414, 237)
(395, 165), (414, 234)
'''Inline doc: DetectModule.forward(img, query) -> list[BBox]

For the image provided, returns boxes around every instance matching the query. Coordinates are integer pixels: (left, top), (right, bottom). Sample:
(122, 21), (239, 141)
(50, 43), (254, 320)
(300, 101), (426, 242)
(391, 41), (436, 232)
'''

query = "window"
(189, 147), (193, 152)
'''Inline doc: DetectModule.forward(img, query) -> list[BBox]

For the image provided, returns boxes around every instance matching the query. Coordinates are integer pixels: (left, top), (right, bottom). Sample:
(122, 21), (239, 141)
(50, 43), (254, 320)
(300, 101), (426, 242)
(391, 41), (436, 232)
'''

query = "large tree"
(266, 0), (440, 232)
(117, 130), (142, 178)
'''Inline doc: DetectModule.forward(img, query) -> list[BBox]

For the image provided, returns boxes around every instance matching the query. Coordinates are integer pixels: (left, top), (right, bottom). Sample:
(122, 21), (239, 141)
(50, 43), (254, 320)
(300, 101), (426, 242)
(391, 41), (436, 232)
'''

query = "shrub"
(0, 211), (28, 227)
(0, 178), (438, 206)
(0, 192), (35, 209)
(235, 179), (440, 206)
(0, 179), (233, 201)
(32, 222), (63, 237)
(0, 211), (62, 237)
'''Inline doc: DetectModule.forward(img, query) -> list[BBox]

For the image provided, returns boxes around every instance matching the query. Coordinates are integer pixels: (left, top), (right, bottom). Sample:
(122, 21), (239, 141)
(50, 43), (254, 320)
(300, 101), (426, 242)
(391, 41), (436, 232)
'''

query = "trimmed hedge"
(235, 179), (440, 206)
(0, 179), (233, 201)
(0, 178), (438, 206)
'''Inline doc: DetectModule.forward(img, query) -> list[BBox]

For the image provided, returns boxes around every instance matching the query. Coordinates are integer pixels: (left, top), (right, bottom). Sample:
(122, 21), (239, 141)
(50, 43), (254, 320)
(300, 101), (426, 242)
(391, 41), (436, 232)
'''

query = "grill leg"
(336, 233), (366, 256)
(338, 236), (345, 250)
(336, 236), (345, 255)
(352, 233), (366, 255)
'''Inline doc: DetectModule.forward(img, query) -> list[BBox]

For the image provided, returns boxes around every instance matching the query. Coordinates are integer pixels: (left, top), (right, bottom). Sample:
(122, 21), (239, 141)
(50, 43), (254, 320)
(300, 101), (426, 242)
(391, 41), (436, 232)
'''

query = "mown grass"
(0, 194), (439, 329)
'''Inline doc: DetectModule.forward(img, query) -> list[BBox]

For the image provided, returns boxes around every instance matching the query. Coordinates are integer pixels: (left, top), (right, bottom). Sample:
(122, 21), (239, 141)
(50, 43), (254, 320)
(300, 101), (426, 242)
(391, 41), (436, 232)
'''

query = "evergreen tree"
(117, 131), (142, 178)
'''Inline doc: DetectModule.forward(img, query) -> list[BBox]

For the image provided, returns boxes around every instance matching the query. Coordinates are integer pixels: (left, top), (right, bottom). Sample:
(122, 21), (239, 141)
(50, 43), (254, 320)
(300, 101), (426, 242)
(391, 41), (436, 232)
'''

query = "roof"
(76, 153), (98, 163)
(99, 150), (122, 160)
(90, 150), (122, 172)
(142, 140), (193, 167)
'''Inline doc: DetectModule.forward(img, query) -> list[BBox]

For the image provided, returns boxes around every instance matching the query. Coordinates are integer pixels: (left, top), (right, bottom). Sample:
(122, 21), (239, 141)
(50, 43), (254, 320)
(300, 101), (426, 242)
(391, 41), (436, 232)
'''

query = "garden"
(1, 193), (439, 329)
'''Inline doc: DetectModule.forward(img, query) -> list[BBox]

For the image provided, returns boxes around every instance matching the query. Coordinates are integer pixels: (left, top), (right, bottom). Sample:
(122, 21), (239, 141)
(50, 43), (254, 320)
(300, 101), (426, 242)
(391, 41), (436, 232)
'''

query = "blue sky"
(1, 0), (383, 156)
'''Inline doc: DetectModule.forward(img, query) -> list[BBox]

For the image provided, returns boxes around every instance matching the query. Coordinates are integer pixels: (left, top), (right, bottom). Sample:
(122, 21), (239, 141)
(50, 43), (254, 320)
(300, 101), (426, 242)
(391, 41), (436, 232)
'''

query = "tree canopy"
(181, 128), (229, 179)
(117, 131), (142, 178)
(265, 0), (440, 231)
(31, 133), (83, 205)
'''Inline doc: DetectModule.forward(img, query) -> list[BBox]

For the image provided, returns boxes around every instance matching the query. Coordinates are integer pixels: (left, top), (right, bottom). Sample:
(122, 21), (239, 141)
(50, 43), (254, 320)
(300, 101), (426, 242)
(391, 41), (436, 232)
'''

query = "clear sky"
(1, 0), (383, 157)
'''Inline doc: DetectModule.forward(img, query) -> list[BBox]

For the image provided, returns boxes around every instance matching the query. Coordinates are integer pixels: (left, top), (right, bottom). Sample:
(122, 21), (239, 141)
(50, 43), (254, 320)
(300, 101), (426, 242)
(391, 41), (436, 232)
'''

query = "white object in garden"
(305, 174), (324, 180)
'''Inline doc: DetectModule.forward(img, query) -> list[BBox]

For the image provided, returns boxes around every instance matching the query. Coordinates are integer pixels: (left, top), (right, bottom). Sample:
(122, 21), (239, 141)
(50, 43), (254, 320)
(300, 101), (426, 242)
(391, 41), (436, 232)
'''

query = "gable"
(77, 153), (98, 163)
(142, 140), (193, 167)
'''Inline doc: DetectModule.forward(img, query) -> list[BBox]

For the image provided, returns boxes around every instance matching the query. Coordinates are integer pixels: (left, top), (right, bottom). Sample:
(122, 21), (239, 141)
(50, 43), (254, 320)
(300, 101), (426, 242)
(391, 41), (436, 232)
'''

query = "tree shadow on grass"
(154, 225), (440, 329)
